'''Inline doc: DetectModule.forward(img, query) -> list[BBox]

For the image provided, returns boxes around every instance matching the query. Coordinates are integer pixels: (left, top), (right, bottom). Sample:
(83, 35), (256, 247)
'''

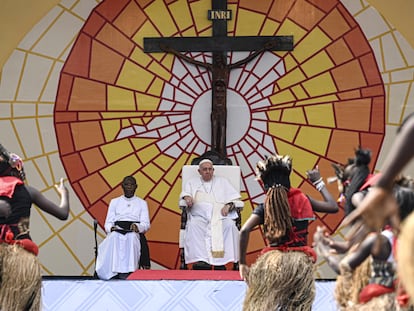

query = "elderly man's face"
(198, 162), (214, 182)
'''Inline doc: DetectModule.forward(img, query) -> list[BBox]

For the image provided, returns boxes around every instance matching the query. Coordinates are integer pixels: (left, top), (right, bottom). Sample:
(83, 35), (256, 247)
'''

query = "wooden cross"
(144, 0), (293, 158)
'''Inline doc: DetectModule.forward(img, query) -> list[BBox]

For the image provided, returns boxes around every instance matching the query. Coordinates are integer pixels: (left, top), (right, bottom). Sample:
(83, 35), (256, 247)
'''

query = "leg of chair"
(139, 233), (151, 269)
(235, 208), (241, 230)
(233, 209), (241, 271)
(179, 247), (187, 270)
(179, 210), (188, 270)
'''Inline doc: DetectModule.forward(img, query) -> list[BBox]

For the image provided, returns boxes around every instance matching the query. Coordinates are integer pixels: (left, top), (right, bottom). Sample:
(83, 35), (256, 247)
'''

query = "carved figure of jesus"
(160, 44), (276, 157)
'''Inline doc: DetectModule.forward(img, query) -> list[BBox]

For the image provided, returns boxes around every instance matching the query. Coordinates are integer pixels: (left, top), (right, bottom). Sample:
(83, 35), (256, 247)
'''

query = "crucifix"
(144, 0), (293, 159)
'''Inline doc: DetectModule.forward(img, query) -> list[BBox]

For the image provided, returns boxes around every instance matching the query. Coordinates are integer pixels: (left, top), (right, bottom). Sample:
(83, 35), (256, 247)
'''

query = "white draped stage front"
(42, 271), (337, 311)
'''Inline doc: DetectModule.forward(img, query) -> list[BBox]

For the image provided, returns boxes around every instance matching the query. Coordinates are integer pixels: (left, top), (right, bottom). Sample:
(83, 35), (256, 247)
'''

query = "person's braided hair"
(256, 154), (293, 244)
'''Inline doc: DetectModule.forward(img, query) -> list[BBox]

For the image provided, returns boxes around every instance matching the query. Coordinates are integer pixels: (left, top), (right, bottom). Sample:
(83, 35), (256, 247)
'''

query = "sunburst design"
(118, 50), (283, 172)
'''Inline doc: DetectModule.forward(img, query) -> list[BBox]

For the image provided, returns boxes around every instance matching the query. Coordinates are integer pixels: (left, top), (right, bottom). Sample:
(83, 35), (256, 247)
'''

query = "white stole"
(194, 192), (225, 258)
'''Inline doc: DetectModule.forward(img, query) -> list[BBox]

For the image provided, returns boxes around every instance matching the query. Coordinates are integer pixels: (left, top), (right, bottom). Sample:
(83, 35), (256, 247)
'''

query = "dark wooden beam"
(143, 36), (294, 53)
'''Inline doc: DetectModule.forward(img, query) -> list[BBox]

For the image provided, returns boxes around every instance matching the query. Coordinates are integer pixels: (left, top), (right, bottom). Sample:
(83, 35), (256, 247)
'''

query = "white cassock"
(96, 195), (150, 280)
(180, 176), (241, 266)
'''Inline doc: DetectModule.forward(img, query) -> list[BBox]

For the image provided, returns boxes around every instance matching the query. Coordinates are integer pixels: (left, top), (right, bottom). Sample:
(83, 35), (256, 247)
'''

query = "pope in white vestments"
(96, 176), (150, 280)
(180, 159), (241, 267)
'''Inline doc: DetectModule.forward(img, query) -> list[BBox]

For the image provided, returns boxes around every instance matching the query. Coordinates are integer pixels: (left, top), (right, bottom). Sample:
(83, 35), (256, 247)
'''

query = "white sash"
(194, 192), (225, 258)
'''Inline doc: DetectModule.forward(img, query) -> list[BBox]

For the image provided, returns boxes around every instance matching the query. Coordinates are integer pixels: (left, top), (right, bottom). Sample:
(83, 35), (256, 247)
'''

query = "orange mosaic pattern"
(54, 0), (385, 268)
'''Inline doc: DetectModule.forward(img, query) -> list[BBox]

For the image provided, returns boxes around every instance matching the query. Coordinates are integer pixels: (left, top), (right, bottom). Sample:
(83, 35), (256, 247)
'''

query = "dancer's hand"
(312, 226), (332, 259)
(342, 187), (399, 244)
(55, 178), (68, 196)
(306, 166), (321, 184)
(239, 263), (250, 285)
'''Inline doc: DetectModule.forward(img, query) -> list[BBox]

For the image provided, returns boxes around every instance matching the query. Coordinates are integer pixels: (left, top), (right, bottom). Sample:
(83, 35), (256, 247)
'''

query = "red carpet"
(127, 269), (242, 281)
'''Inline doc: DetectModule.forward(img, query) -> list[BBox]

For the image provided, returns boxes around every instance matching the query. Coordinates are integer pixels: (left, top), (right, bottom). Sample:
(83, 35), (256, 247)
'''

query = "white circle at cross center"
(191, 90), (251, 147)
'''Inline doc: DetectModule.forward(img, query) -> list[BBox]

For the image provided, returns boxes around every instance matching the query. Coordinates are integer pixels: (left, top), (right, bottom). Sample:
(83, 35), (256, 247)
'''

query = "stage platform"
(42, 271), (337, 310)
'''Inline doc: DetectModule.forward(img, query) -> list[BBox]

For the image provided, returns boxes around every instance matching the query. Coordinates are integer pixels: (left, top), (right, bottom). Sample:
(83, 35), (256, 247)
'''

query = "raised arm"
(342, 113), (414, 233)
(26, 178), (69, 220)
(378, 115), (414, 190)
(306, 167), (339, 213)
(160, 44), (212, 69)
(228, 41), (278, 69)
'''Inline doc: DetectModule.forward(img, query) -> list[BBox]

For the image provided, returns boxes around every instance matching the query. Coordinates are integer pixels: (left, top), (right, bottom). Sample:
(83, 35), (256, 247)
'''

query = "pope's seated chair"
(178, 163), (244, 270)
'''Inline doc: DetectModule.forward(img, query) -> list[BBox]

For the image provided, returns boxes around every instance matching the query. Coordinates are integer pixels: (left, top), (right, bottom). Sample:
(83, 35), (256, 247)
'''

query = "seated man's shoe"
(213, 265), (226, 270)
(117, 272), (131, 280)
(192, 261), (212, 270)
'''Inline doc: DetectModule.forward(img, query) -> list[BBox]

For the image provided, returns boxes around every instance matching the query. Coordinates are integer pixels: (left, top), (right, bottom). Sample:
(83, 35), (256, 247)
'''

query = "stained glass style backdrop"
(0, 0), (413, 277)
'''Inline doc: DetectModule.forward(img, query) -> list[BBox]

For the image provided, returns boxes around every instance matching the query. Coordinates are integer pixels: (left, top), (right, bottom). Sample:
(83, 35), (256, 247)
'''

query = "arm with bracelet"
(306, 166), (338, 214)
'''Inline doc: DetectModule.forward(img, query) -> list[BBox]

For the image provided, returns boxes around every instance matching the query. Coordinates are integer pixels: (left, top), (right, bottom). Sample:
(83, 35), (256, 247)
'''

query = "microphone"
(93, 219), (99, 278)
(94, 219), (98, 231)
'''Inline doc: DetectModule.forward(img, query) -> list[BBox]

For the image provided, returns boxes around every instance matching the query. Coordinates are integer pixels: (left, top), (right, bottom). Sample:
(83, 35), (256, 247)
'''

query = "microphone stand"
(93, 219), (98, 279)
